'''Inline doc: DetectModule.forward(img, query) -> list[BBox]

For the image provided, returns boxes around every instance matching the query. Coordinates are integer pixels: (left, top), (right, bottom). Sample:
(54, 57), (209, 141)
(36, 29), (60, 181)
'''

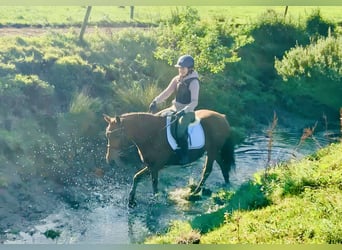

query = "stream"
(2, 127), (339, 244)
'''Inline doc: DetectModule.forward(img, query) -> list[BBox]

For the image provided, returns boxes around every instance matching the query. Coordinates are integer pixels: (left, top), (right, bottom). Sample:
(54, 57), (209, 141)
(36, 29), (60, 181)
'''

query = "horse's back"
(195, 109), (229, 127)
(195, 109), (231, 143)
(195, 109), (226, 119)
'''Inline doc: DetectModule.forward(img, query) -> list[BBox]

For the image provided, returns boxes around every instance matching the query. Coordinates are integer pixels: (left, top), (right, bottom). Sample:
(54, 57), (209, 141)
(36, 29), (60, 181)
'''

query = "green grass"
(0, 6), (341, 27)
(145, 142), (342, 244)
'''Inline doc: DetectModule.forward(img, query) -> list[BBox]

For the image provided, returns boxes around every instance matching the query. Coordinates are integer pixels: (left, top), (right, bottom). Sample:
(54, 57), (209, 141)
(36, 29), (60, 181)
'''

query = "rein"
(162, 114), (178, 130)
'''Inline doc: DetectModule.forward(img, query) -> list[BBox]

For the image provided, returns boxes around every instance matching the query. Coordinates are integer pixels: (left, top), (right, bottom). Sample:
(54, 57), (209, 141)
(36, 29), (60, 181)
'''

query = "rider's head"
(175, 55), (195, 77)
(175, 55), (194, 68)
(175, 55), (194, 76)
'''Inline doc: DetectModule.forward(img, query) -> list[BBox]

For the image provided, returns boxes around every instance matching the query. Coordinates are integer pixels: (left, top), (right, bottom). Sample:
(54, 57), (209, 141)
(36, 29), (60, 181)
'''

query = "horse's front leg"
(128, 166), (149, 208)
(192, 156), (214, 194)
(151, 169), (159, 194)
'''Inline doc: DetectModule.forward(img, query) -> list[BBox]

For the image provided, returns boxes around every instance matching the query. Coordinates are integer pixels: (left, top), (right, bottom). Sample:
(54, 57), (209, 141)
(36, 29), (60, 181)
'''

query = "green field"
(0, 6), (341, 27)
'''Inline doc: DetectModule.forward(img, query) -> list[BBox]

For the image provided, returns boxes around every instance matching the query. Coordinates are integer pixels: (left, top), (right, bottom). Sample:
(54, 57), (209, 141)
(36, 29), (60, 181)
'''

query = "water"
(3, 128), (339, 244)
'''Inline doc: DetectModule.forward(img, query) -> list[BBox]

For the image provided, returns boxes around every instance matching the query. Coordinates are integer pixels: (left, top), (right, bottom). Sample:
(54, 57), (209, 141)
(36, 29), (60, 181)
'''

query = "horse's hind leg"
(192, 156), (214, 194)
(216, 158), (230, 184)
(129, 166), (149, 208)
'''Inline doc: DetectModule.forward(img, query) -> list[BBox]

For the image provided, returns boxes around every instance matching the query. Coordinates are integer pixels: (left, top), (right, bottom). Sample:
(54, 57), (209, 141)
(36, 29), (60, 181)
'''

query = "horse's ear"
(114, 116), (121, 124)
(103, 114), (111, 123)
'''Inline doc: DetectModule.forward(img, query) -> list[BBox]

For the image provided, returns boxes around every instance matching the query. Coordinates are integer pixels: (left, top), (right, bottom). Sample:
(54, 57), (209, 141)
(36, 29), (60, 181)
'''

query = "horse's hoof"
(128, 200), (137, 208)
(189, 184), (197, 193)
(149, 193), (160, 203)
(187, 194), (201, 201)
(202, 188), (212, 196)
(192, 187), (202, 195)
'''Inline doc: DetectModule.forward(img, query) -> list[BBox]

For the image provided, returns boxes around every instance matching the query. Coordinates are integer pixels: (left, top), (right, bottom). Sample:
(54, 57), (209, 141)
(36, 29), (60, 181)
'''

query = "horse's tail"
(218, 136), (236, 183)
(222, 137), (235, 169)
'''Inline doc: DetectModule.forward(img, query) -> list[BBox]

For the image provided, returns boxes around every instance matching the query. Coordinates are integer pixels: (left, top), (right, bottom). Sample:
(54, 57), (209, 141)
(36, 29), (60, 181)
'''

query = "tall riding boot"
(177, 135), (189, 165)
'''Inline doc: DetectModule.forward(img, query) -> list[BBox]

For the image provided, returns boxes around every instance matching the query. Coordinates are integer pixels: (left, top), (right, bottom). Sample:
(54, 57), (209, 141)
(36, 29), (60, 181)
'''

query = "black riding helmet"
(174, 55), (194, 68)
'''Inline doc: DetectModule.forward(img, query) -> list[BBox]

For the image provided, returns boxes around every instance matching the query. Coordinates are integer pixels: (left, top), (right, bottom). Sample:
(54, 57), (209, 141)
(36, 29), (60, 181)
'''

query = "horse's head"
(103, 114), (128, 167)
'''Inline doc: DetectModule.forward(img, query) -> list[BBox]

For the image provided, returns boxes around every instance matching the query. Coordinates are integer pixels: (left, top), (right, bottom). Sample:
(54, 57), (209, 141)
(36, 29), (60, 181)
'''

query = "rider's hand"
(149, 101), (157, 114)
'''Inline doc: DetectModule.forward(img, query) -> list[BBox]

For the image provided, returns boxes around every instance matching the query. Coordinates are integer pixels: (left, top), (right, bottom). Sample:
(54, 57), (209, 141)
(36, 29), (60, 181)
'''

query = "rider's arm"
(153, 76), (179, 104)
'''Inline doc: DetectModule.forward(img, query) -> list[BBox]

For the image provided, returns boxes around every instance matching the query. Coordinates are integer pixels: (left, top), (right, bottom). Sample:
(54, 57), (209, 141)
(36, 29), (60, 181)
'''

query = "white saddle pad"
(166, 116), (205, 150)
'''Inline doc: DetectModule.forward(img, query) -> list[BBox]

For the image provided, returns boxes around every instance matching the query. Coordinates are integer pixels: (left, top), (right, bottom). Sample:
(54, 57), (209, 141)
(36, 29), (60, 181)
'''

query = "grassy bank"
(145, 142), (342, 244)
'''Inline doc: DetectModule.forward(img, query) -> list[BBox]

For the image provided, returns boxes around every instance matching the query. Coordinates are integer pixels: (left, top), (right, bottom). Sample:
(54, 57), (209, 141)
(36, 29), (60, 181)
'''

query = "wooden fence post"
(79, 6), (92, 42)
(284, 6), (289, 18)
(130, 6), (134, 19)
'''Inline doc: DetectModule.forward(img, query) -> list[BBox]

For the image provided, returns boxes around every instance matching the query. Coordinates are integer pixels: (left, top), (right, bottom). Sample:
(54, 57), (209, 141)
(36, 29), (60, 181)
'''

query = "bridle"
(106, 125), (125, 150)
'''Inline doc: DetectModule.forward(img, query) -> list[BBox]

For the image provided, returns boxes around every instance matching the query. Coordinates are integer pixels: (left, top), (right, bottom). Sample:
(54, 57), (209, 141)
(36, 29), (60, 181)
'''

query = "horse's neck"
(123, 113), (163, 144)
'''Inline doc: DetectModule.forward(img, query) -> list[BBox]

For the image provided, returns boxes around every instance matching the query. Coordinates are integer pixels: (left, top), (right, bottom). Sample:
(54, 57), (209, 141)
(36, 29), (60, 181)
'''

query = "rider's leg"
(176, 112), (195, 165)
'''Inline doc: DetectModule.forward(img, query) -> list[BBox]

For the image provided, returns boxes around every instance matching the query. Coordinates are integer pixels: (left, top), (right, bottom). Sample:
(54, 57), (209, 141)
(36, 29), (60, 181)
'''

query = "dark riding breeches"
(176, 112), (195, 138)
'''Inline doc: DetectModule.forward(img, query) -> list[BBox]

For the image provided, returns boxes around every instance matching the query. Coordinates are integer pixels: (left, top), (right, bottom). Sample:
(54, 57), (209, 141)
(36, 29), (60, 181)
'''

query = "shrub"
(236, 9), (309, 86)
(154, 7), (238, 74)
(275, 35), (342, 111)
(305, 9), (336, 38)
(275, 36), (342, 82)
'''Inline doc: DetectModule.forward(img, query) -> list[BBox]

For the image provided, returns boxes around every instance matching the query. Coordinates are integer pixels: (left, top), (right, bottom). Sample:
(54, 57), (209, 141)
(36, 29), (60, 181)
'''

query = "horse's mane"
(120, 111), (154, 118)
(120, 112), (164, 125)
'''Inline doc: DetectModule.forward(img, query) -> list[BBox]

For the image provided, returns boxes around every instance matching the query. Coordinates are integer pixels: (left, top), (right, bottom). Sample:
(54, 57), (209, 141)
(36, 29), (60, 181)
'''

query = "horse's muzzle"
(106, 150), (126, 168)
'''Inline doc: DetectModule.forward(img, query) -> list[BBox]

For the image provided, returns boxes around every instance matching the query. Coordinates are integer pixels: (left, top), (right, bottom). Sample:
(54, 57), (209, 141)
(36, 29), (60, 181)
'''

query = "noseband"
(106, 126), (125, 149)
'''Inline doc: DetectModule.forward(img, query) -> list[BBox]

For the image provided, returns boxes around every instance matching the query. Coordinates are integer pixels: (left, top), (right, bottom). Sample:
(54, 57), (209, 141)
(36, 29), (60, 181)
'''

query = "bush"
(275, 35), (342, 111)
(155, 7), (238, 74)
(305, 9), (336, 38)
(275, 36), (342, 82)
(236, 9), (309, 86)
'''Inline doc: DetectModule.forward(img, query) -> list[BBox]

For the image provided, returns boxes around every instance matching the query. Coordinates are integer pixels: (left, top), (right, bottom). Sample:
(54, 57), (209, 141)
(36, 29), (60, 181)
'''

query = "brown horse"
(104, 109), (235, 207)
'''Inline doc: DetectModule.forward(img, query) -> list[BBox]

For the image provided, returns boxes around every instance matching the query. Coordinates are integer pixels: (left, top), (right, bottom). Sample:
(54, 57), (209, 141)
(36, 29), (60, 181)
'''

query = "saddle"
(166, 115), (205, 150)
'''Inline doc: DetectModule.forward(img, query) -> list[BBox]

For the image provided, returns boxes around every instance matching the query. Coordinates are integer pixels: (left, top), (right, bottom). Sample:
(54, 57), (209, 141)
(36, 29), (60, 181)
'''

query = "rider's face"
(178, 67), (188, 77)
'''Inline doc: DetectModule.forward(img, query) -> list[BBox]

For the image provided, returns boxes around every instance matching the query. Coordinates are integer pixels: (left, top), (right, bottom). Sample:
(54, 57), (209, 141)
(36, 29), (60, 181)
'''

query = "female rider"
(149, 55), (200, 164)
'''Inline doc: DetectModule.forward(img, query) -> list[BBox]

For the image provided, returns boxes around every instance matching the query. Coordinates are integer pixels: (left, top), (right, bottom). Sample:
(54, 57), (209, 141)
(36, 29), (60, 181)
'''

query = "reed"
(293, 121), (322, 158)
(265, 111), (278, 174)
(322, 112), (341, 143)
(323, 113), (328, 137)
(340, 107), (342, 142)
